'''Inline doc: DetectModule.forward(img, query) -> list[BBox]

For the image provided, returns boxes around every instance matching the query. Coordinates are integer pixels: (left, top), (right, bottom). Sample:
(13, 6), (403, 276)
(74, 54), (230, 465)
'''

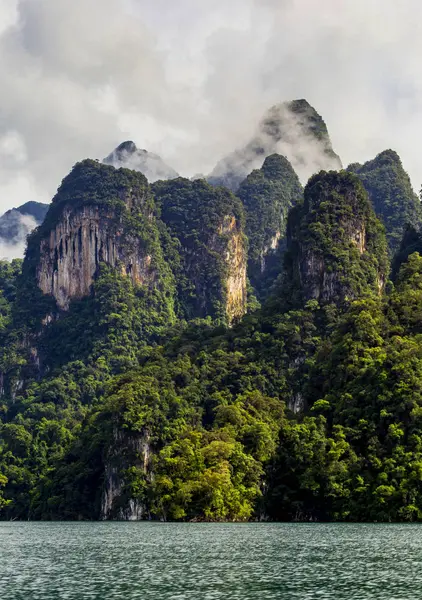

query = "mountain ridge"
(1, 101), (422, 522)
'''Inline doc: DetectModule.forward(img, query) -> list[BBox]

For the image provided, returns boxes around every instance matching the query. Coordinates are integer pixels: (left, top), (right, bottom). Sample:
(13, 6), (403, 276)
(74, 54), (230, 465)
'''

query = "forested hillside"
(348, 150), (421, 255)
(0, 101), (422, 522)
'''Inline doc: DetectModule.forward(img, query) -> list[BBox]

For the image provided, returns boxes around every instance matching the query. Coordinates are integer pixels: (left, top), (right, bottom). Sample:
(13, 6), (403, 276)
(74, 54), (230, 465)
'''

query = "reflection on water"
(1, 522), (422, 599)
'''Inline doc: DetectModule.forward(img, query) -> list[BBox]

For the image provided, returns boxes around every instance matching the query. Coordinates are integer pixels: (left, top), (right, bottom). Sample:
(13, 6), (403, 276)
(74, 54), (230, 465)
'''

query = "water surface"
(1, 522), (421, 599)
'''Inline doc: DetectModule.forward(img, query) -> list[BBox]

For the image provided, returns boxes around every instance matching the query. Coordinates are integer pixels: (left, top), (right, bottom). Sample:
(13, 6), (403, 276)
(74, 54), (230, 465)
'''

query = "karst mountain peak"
(0, 97), (422, 523)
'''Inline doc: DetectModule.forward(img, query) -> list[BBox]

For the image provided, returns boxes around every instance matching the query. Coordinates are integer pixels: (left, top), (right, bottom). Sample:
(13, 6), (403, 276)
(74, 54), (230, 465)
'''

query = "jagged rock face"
(104, 140), (179, 183)
(37, 204), (154, 310)
(208, 99), (342, 191)
(30, 159), (163, 311)
(30, 160), (246, 325)
(153, 178), (247, 324)
(237, 154), (303, 296)
(347, 149), (422, 255)
(101, 429), (151, 521)
(286, 171), (388, 306)
(179, 214), (247, 325)
(219, 216), (247, 323)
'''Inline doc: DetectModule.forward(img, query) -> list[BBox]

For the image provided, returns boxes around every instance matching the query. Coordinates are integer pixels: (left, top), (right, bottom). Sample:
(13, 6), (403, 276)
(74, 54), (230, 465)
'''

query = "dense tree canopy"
(348, 150), (422, 255)
(1, 162), (422, 523)
(237, 154), (303, 298)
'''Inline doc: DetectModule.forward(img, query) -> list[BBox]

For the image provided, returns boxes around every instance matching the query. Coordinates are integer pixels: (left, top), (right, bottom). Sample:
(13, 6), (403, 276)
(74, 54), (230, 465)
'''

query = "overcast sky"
(0, 0), (421, 213)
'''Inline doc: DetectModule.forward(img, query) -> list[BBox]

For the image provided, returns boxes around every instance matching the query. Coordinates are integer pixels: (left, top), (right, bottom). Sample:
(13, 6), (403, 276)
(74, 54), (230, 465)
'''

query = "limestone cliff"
(237, 154), (303, 297)
(153, 178), (247, 324)
(30, 160), (166, 311)
(37, 204), (155, 310)
(284, 171), (388, 307)
(23, 160), (247, 331)
(219, 215), (247, 323)
(347, 149), (422, 255)
(101, 428), (151, 521)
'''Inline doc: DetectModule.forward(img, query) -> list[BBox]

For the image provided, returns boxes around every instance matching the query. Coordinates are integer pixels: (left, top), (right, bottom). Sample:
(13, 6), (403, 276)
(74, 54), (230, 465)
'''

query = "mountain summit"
(0, 201), (49, 251)
(208, 99), (342, 191)
(103, 141), (179, 183)
(347, 149), (421, 255)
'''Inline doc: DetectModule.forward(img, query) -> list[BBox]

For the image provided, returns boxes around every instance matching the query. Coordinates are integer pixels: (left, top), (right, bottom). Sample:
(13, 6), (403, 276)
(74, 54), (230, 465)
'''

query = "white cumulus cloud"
(0, 0), (420, 220)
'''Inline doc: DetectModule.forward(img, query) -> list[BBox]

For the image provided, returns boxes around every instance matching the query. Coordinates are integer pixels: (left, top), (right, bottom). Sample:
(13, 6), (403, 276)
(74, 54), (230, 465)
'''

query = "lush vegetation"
(283, 170), (388, 307)
(153, 177), (246, 323)
(348, 150), (422, 255)
(2, 157), (422, 522)
(237, 154), (303, 297)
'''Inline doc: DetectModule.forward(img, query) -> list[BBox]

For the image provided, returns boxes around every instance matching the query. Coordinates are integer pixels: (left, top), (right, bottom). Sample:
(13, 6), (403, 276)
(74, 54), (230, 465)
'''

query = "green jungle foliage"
(153, 177), (245, 323)
(278, 171), (387, 315)
(2, 163), (422, 523)
(391, 224), (422, 279)
(0, 259), (22, 334)
(0, 161), (178, 397)
(348, 150), (422, 255)
(237, 154), (303, 297)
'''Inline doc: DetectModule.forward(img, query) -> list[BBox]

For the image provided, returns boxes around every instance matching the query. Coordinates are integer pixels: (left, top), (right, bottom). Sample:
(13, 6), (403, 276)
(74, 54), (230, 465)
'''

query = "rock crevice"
(37, 205), (155, 310)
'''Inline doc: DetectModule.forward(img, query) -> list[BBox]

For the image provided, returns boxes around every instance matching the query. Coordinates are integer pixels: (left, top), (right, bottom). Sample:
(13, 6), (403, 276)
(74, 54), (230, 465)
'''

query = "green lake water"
(1, 522), (422, 599)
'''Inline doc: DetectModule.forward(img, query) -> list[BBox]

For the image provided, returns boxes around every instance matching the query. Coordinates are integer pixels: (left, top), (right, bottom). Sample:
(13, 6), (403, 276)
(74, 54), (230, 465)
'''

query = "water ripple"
(1, 523), (422, 599)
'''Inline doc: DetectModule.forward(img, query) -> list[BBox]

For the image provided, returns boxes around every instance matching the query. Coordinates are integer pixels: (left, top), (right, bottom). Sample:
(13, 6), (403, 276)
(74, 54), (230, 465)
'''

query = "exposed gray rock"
(37, 204), (155, 310)
(101, 428), (151, 521)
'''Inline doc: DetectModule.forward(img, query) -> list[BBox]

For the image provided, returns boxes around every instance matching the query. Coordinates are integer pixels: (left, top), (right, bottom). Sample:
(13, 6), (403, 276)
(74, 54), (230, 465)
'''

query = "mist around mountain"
(208, 99), (342, 191)
(103, 141), (179, 183)
(0, 201), (49, 259)
(1, 100), (422, 522)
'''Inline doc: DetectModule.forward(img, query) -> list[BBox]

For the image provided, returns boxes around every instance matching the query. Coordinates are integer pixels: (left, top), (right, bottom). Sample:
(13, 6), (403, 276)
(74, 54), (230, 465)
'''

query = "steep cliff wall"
(237, 154), (303, 297)
(348, 149), (422, 255)
(29, 160), (166, 311)
(101, 428), (151, 521)
(219, 215), (247, 323)
(285, 171), (388, 306)
(153, 178), (247, 324)
(37, 204), (156, 310)
(28, 161), (247, 326)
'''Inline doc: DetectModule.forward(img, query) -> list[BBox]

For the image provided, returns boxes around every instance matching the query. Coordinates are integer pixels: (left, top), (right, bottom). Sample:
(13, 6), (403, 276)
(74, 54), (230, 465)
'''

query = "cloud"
(103, 141), (179, 182)
(0, 0), (420, 217)
(208, 100), (343, 190)
(0, 212), (37, 260)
